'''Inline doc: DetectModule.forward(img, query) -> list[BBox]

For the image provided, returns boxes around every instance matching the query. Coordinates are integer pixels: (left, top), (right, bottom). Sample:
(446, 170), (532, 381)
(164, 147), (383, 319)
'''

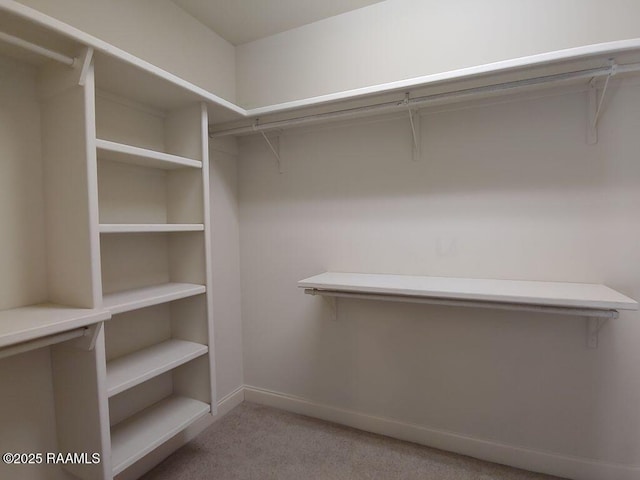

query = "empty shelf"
(111, 395), (210, 475)
(106, 339), (208, 396)
(103, 283), (206, 314)
(0, 304), (110, 349)
(96, 139), (202, 169)
(99, 224), (204, 233)
(299, 272), (638, 313)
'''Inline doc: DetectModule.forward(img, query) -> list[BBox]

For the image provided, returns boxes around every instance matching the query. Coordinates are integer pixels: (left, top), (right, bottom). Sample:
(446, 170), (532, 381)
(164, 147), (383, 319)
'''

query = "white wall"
(237, 0), (640, 107)
(238, 80), (640, 478)
(209, 138), (244, 400)
(15, 0), (236, 102)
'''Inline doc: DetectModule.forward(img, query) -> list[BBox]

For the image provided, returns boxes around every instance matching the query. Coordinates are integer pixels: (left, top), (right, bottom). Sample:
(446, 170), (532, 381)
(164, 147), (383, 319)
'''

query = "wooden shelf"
(299, 272), (639, 312)
(0, 304), (110, 349)
(99, 224), (204, 234)
(96, 139), (202, 170)
(106, 339), (208, 397)
(111, 395), (210, 475)
(103, 283), (205, 315)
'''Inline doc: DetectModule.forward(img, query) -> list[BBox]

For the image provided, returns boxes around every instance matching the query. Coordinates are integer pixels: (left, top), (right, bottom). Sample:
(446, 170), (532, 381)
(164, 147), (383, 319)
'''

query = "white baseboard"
(244, 385), (640, 480)
(215, 385), (245, 418)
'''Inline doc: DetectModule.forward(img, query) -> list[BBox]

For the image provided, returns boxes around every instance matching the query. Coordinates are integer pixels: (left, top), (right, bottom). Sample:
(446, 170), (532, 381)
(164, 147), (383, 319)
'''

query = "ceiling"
(172, 0), (385, 46)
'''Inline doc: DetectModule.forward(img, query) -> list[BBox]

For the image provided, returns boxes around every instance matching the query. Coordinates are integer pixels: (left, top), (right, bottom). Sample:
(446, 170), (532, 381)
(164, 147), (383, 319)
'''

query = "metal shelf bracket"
(588, 61), (617, 145)
(404, 93), (421, 161)
(255, 119), (283, 173)
(586, 317), (610, 349)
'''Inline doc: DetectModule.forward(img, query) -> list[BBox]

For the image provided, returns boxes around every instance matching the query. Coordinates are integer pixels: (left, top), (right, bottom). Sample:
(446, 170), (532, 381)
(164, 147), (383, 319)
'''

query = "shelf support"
(256, 119), (283, 173)
(586, 317), (609, 349)
(76, 47), (94, 86)
(587, 62), (617, 145)
(70, 323), (102, 351)
(304, 288), (620, 347)
(0, 327), (88, 361)
(404, 93), (421, 162)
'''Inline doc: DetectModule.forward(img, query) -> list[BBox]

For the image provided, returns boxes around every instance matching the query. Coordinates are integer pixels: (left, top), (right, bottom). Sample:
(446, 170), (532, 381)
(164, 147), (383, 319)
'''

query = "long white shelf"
(96, 139), (202, 170)
(4, 0), (640, 128)
(99, 223), (204, 234)
(111, 395), (210, 475)
(0, 303), (110, 349)
(299, 272), (639, 313)
(106, 339), (208, 397)
(103, 283), (206, 315)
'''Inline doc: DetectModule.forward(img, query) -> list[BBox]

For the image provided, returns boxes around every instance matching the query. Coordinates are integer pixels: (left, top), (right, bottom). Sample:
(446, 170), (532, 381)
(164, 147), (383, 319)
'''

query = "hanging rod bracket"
(586, 317), (610, 349)
(76, 47), (94, 86)
(69, 323), (102, 351)
(305, 288), (338, 320)
(587, 61), (618, 145)
(403, 93), (422, 162)
(255, 119), (283, 173)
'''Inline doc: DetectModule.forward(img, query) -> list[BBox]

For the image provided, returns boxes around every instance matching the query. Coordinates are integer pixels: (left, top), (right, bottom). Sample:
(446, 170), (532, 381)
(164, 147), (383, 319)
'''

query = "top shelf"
(4, 0), (640, 127)
(299, 272), (639, 312)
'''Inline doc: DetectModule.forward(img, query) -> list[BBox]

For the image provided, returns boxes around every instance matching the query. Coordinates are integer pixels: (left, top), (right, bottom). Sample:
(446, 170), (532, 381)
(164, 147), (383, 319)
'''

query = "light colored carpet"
(142, 402), (565, 480)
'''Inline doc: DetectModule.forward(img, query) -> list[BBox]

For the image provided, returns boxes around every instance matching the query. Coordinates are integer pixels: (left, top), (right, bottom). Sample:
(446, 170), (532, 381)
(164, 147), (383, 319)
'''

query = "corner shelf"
(102, 283), (206, 315)
(96, 139), (202, 170)
(0, 304), (110, 349)
(99, 224), (204, 234)
(106, 339), (208, 397)
(110, 395), (210, 475)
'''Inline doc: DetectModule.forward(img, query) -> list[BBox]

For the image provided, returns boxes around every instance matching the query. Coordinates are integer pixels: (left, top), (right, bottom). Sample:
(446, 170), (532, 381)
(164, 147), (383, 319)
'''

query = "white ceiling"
(172, 0), (385, 46)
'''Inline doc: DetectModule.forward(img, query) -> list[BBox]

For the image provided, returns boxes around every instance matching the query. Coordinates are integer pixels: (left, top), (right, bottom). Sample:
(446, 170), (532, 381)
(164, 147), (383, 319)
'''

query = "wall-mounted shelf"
(96, 139), (202, 170)
(0, 304), (110, 349)
(102, 283), (205, 315)
(99, 224), (204, 234)
(300, 273), (638, 348)
(110, 395), (210, 475)
(106, 339), (208, 396)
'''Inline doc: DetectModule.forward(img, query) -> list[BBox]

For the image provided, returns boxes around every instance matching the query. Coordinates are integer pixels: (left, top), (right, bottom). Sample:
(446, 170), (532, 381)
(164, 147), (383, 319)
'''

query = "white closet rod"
(0, 328), (87, 361)
(211, 62), (640, 137)
(0, 31), (75, 66)
(304, 289), (620, 320)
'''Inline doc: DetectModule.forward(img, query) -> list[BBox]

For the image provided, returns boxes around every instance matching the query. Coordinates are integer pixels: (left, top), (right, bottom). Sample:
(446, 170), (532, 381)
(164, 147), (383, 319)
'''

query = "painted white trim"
(215, 386), (245, 419)
(243, 385), (640, 480)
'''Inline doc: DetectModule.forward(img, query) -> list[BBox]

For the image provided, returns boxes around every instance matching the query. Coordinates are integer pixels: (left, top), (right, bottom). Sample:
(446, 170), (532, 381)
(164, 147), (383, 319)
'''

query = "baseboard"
(244, 385), (640, 480)
(215, 385), (245, 418)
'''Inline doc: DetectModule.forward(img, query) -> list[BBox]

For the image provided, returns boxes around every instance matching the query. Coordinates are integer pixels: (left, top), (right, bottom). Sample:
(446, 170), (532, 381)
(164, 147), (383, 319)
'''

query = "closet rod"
(0, 328), (87, 361)
(0, 31), (75, 66)
(304, 289), (620, 320)
(210, 62), (640, 137)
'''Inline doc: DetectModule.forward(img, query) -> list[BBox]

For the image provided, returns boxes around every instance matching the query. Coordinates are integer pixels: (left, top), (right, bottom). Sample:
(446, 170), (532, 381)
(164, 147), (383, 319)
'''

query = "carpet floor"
(141, 402), (566, 480)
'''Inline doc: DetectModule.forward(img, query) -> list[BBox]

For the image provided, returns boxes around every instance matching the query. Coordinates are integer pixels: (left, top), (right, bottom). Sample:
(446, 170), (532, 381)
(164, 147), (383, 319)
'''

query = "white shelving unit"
(0, 4), (217, 479)
(110, 395), (210, 475)
(106, 339), (208, 397)
(96, 139), (203, 170)
(99, 224), (204, 234)
(2, 1), (640, 479)
(103, 283), (206, 315)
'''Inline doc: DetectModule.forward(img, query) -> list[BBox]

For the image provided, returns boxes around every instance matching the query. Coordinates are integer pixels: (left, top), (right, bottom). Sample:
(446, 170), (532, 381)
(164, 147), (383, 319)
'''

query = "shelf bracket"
(69, 323), (102, 351)
(586, 317), (610, 349)
(404, 93), (421, 161)
(255, 119), (283, 173)
(76, 47), (94, 86)
(587, 62), (617, 145)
